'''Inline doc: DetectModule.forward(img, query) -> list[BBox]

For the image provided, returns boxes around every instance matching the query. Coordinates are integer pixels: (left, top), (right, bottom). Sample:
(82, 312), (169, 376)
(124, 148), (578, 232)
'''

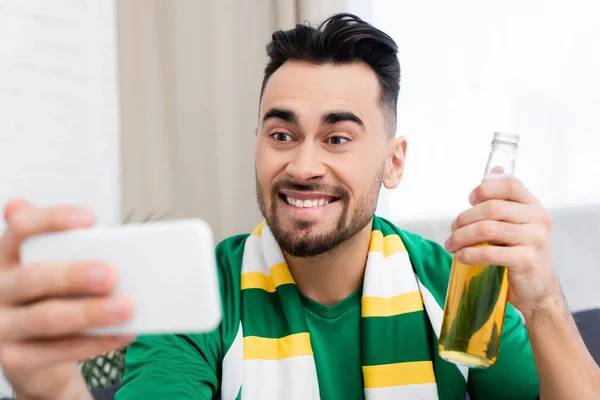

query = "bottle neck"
(482, 147), (517, 181)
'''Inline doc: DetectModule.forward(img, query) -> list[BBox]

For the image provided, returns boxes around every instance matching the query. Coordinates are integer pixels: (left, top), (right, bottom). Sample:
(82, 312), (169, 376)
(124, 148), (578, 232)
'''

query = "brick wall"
(0, 0), (120, 395)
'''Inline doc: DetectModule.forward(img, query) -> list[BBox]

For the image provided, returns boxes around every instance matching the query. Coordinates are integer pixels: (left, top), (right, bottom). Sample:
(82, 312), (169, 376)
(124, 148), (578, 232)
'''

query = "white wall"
(0, 0), (120, 395)
(370, 0), (600, 222)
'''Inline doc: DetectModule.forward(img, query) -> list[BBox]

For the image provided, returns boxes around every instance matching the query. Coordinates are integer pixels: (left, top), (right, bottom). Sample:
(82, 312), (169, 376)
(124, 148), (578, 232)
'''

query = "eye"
(270, 132), (293, 142)
(327, 136), (350, 145)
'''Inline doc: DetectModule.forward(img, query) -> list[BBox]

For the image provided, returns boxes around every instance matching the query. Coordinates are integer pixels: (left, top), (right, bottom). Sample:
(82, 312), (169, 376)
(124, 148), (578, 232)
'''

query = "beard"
(256, 169), (384, 258)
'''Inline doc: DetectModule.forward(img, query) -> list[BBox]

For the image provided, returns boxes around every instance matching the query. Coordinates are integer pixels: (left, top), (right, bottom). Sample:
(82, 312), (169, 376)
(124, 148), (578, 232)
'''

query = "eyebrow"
(321, 111), (365, 131)
(262, 107), (365, 131)
(262, 108), (297, 124)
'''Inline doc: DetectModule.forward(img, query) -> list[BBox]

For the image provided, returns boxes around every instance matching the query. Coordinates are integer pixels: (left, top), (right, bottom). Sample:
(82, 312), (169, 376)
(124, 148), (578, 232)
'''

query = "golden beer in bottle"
(438, 132), (519, 368)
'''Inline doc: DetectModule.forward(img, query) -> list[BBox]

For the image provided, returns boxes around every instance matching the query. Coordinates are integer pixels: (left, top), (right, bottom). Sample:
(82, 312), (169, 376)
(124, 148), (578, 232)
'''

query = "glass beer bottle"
(438, 132), (519, 368)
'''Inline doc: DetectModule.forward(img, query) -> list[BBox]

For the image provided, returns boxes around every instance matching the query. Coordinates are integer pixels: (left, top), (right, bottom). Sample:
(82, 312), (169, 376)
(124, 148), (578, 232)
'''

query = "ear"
(254, 127), (258, 137)
(383, 136), (407, 189)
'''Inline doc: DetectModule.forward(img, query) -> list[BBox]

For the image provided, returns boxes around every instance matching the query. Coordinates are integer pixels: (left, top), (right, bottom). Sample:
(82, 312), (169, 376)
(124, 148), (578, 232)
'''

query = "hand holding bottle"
(444, 175), (560, 319)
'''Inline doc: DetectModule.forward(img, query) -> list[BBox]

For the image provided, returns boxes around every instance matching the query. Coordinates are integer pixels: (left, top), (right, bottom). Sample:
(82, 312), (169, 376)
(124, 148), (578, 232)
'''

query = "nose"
(285, 142), (327, 182)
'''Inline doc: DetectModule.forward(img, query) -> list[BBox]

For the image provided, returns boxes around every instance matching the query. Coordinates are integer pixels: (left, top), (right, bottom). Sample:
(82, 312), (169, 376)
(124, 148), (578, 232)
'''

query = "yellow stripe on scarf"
(243, 333), (313, 360)
(361, 291), (424, 317)
(251, 221), (266, 236)
(362, 361), (436, 388)
(369, 231), (407, 257)
(241, 262), (294, 292)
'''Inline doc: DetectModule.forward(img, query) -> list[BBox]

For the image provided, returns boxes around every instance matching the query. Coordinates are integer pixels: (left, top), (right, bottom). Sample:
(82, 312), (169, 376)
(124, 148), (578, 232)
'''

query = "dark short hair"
(260, 13), (400, 134)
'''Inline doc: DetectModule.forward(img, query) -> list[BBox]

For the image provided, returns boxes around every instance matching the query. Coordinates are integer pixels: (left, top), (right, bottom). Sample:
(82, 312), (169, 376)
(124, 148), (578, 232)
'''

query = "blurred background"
(1, 0), (599, 395)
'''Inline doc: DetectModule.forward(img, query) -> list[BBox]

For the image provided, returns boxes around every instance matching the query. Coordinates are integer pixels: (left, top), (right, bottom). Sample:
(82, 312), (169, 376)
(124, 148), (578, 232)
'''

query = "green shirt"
(116, 227), (540, 400)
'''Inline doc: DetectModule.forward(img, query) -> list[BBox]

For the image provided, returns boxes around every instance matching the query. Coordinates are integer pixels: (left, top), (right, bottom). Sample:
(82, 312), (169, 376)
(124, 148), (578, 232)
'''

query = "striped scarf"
(220, 216), (469, 399)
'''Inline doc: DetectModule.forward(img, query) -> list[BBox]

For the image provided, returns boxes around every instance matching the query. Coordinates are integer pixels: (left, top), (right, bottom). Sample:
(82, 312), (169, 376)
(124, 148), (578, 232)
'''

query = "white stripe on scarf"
(221, 225), (468, 399)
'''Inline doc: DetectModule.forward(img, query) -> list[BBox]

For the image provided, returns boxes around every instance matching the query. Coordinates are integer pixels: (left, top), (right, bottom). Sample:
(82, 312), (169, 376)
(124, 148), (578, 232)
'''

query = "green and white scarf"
(221, 217), (469, 399)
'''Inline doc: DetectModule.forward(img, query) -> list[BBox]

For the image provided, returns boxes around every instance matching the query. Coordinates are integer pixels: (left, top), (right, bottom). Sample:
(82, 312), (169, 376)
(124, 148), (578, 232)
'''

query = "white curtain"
(116, 0), (356, 241)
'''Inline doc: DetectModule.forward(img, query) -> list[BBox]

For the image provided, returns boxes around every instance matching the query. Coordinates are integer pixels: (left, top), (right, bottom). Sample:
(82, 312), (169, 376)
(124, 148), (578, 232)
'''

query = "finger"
(0, 262), (116, 304)
(3, 198), (32, 223)
(0, 296), (134, 342)
(469, 177), (539, 206)
(451, 200), (542, 232)
(0, 206), (96, 266)
(454, 244), (534, 271)
(445, 220), (543, 254)
(488, 166), (505, 175)
(0, 335), (135, 372)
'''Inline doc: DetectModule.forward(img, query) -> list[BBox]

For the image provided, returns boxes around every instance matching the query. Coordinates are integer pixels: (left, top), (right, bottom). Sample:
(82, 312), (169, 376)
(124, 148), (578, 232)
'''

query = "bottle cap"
(493, 132), (519, 144)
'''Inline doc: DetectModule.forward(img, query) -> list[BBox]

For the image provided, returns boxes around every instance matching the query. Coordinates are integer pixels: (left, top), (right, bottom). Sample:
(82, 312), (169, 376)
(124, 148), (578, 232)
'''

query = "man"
(0, 13), (598, 400)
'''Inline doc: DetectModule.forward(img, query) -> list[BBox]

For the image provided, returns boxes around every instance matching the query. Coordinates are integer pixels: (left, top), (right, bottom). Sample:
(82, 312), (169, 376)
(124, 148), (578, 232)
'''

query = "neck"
(285, 219), (373, 306)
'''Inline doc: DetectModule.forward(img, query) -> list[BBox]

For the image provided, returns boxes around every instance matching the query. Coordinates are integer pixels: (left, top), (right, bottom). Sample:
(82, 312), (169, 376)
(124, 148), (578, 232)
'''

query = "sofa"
(398, 203), (600, 313)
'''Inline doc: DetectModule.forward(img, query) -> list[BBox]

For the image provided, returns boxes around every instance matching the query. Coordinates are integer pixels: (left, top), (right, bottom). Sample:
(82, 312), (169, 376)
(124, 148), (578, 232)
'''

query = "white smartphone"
(19, 219), (222, 336)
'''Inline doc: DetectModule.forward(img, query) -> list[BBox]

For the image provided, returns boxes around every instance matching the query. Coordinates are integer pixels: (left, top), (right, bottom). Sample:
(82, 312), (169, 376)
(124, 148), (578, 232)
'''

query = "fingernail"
(71, 209), (94, 226)
(106, 298), (129, 320)
(89, 265), (108, 288)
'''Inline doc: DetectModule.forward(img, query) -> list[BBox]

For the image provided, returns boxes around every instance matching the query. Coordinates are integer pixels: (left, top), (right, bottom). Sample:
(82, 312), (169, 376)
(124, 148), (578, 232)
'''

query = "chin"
(269, 219), (349, 258)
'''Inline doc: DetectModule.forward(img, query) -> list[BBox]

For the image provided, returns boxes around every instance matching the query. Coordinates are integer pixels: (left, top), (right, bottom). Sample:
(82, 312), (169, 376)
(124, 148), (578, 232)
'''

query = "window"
(368, 0), (600, 222)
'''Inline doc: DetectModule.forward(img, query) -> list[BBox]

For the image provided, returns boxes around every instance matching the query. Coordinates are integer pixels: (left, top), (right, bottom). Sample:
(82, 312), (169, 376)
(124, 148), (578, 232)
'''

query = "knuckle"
(445, 235), (455, 250)
(478, 220), (496, 238)
(0, 310), (9, 339)
(0, 344), (22, 371)
(539, 209), (553, 229)
(3, 199), (31, 223)
(48, 207), (70, 230)
(15, 268), (42, 299)
(507, 177), (521, 193)
(478, 246), (495, 264)
(35, 305), (62, 334)
(71, 298), (109, 330)
(7, 211), (29, 239)
(455, 211), (467, 228)
(83, 300), (106, 327)
(520, 249), (537, 270)
(485, 200), (501, 217)
(63, 263), (83, 291)
(473, 186), (486, 200)
(531, 228), (548, 248)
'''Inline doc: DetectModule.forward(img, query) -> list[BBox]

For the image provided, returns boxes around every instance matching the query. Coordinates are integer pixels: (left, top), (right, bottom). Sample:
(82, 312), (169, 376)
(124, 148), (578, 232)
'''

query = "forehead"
(260, 60), (381, 121)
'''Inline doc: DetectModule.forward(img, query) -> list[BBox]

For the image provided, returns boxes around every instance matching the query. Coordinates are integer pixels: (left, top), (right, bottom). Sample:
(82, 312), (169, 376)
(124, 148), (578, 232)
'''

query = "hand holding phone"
(20, 218), (222, 336)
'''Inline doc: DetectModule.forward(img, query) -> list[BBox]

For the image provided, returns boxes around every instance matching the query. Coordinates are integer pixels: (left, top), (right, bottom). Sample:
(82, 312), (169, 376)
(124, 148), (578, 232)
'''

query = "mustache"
(271, 181), (349, 198)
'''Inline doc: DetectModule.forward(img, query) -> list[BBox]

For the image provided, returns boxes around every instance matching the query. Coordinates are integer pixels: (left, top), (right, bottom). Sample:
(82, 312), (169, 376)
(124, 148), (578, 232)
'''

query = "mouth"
(278, 190), (340, 209)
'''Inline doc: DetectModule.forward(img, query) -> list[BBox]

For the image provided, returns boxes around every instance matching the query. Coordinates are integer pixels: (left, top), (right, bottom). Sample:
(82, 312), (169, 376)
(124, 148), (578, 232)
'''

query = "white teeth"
(285, 196), (332, 208)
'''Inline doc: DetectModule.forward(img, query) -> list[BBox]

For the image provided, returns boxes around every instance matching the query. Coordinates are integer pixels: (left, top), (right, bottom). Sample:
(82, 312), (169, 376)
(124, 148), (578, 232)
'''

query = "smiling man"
(116, 13), (599, 399)
(0, 13), (599, 400)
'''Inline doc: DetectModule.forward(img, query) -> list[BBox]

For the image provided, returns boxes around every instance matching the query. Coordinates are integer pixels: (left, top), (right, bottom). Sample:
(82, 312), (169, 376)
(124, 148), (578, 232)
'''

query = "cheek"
(331, 151), (383, 197)
(255, 147), (285, 190)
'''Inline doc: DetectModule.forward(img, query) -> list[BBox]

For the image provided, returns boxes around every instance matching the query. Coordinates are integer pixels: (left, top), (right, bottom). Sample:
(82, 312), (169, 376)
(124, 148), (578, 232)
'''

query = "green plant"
(80, 348), (127, 389)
